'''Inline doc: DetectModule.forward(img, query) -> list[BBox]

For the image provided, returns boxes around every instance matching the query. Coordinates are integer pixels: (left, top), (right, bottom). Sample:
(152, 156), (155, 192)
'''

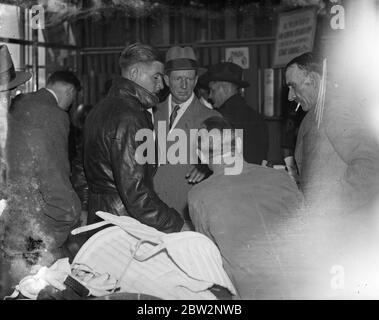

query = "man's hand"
(185, 165), (209, 184)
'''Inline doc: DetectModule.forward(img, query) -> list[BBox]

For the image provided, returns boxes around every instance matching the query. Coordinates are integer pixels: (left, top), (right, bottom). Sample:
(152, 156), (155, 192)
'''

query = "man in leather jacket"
(83, 43), (184, 233)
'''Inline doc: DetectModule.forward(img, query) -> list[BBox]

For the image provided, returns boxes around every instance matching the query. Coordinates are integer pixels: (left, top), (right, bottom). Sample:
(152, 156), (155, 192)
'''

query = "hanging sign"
(272, 8), (317, 68)
(225, 47), (250, 69)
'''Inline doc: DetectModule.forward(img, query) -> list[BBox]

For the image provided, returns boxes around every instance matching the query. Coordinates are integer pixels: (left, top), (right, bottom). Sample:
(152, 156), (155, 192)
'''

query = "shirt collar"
(167, 92), (194, 131)
(168, 92), (194, 113)
(45, 88), (59, 104)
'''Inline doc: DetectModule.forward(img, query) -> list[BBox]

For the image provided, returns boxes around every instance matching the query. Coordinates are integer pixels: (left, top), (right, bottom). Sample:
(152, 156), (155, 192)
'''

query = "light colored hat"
(0, 44), (31, 92)
(165, 46), (203, 72)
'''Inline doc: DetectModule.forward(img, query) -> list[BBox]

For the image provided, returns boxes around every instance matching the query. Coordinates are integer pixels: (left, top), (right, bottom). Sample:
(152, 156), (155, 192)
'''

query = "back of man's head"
(198, 116), (243, 175)
(119, 43), (162, 72)
(46, 70), (81, 92)
(198, 116), (236, 158)
(46, 70), (81, 110)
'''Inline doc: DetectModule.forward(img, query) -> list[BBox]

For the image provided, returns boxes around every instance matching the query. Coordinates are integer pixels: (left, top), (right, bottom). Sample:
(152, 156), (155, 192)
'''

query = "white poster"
(273, 8), (317, 68)
(225, 47), (250, 69)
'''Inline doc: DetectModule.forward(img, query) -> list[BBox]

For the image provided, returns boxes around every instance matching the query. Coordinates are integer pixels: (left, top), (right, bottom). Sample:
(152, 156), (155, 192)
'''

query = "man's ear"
(67, 85), (75, 95)
(306, 72), (320, 88)
(164, 74), (170, 87)
(129, 66), (139, 82)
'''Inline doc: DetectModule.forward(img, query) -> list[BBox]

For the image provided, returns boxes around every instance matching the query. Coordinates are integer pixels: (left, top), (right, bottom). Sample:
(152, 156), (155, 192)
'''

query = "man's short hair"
(119, 43), (162, 70)
(285, 52), (323, 76)
(198, 116), (237, 158)
(47, 70), (81, 91)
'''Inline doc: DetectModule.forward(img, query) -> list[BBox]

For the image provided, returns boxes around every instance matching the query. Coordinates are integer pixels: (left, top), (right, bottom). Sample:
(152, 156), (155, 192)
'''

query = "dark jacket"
(6, 89), (82, 253)
(219, 94), (268, 165)
(83, 77), (183, 233)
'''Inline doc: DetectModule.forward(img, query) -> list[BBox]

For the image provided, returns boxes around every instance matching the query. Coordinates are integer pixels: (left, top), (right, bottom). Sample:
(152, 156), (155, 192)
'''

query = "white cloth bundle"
(71, 211), (236, 300)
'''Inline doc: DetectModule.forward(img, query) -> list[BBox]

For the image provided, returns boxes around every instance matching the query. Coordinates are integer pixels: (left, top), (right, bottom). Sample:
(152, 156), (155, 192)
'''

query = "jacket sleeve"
(109, 115), (184, 233)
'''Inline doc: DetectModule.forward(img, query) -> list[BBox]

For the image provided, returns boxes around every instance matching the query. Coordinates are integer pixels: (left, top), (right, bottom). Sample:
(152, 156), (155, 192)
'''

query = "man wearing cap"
(0, 44), (31, 298)
(153, 46), (220, 222)
(200, 62), (268, 165)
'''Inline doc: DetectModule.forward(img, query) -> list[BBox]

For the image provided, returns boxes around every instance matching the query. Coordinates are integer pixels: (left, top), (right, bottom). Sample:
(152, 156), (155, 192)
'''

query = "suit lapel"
(154, 98), (169, 134)
(174, 96), (200, 132)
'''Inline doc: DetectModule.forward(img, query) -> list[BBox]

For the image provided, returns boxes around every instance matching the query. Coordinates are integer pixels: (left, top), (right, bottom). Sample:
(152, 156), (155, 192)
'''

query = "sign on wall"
(225, 47), (250, 69)
(272, 8), (317, 68)
(263, 68), (274, 117)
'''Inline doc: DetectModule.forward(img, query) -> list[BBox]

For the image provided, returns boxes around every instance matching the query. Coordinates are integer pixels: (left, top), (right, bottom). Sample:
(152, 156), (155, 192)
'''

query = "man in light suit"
(153, 46), (220, 225)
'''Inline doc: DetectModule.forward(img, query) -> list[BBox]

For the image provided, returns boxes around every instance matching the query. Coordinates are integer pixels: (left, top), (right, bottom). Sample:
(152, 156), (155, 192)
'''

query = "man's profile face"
(208, 81), (228, 109)
(165, 69), (197, 104)
(285, 64), (319, 112)
(135, 61), (164, 95)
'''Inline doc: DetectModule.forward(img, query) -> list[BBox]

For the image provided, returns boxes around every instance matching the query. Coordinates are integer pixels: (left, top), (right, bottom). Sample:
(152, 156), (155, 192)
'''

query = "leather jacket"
(83, 77), (184, 233)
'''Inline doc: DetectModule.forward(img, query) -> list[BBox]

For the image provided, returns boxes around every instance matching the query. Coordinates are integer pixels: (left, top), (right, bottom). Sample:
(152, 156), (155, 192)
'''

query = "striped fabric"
(72, 211), (236, 300)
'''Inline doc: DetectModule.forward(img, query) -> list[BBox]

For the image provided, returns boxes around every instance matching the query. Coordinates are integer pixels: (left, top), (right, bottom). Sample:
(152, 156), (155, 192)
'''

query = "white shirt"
(168, 92), (194, 132)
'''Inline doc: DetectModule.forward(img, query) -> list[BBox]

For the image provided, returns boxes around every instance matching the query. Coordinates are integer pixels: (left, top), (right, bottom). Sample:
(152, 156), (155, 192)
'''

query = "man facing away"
(153, 46), (220, 223)
(5, 70), (81, 274)
(83, 43), (183, 233)
(188, 116), (303, 299)
(200, 62), (269, 165)
(0, 44), (31, 298)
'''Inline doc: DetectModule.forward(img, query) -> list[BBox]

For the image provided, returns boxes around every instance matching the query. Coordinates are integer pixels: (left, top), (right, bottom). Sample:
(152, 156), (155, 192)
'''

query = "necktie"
(169, 104), (180, 129)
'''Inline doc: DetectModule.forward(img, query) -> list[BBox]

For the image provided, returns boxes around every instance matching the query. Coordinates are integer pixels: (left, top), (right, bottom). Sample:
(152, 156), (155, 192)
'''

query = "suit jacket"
(153, 95), (220, 219)
(218, 94), (268, 165)
(6, 88), (81, 254)
(295, 84), (379, 214)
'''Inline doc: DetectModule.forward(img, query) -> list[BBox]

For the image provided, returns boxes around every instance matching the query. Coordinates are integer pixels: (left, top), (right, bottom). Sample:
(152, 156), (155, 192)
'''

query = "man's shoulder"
(188, 174), (223, 204)
(191, 96), (220, 118)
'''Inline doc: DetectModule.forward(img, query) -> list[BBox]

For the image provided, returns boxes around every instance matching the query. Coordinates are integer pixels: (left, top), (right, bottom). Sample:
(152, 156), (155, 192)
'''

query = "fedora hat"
(165, 46), (204, 73)
(0, 44), (31, 92)
(199, 62), (250, 88)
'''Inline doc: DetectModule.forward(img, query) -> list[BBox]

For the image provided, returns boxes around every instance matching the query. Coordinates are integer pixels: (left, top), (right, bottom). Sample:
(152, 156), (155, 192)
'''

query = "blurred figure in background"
(0, 44), (31, 299)
(3, 69), (80, 293)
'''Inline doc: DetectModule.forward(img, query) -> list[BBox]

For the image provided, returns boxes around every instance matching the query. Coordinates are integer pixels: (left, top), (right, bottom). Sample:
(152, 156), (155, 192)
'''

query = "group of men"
(1, 40), (379, 299)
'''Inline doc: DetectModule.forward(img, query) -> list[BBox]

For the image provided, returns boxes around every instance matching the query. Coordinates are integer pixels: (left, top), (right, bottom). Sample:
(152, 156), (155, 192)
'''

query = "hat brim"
(0, 71), (32, 92)
(199, 73), (250, 88)
(165, 66), (207, 75)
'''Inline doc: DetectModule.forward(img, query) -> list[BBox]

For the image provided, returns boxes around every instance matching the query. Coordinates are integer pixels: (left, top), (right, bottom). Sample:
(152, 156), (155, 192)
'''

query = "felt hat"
(199, 62), (250, 88)
(165, 46), (204, 73)
(0, 44), (31, 92)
